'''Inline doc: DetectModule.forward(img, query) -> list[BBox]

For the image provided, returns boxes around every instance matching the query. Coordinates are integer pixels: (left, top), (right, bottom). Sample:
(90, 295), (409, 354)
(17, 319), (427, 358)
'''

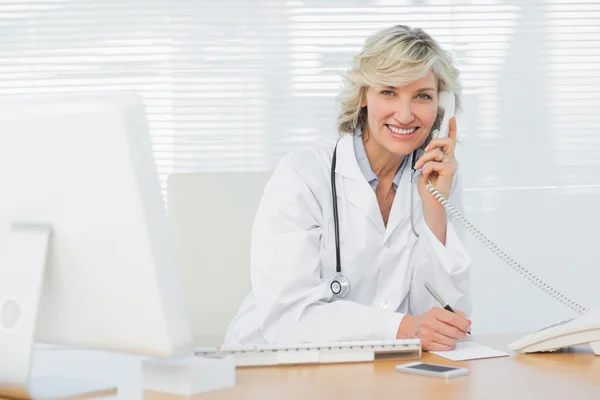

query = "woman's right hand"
(396, 308), (471, 351)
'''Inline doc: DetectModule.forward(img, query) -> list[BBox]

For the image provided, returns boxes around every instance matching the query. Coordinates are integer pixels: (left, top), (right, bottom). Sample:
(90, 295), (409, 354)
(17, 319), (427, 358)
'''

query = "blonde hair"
(336, 25), (462, 134)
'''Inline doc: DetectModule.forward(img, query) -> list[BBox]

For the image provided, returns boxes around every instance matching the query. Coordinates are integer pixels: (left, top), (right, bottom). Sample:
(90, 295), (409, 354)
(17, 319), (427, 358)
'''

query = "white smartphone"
(395, 362), (469, 379)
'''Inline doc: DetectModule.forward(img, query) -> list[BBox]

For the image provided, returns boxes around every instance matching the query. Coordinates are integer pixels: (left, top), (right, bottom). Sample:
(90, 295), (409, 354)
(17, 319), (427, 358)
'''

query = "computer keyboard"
(194, 338), (422, 367)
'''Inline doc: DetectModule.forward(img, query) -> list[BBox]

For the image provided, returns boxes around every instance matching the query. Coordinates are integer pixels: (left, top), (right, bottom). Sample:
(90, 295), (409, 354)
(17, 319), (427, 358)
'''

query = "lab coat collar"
(333, 133), (364, 181)
(333, 134), (415, 238)
(334, 133), (384, 234)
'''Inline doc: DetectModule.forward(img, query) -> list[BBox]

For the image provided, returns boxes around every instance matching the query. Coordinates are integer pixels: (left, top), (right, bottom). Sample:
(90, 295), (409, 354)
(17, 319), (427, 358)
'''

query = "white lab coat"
(224, 133), (471, 345)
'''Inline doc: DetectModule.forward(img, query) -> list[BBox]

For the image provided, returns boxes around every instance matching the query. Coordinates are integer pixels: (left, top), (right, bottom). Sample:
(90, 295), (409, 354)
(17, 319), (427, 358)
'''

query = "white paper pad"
(430, 341), (510, 361)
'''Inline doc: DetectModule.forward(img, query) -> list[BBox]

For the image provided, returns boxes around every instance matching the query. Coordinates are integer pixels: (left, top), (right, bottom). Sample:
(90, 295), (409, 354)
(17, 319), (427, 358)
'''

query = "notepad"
(430, 341), (510, 361)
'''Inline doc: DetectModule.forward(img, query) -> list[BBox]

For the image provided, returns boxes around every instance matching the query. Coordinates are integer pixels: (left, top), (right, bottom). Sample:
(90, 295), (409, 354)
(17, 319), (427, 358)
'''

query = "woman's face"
(361, 71), (439, 157)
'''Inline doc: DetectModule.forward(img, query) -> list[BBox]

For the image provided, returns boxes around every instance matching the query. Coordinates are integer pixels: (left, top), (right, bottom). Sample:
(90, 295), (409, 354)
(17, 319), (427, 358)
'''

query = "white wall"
(449, 1), (600, 333)
(462, 186), (600, 334)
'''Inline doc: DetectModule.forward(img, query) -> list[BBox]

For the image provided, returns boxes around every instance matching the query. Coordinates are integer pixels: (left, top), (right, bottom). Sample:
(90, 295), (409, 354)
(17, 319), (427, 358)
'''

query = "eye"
(416, 93), (432, 100)
(380, 90), (395, 97)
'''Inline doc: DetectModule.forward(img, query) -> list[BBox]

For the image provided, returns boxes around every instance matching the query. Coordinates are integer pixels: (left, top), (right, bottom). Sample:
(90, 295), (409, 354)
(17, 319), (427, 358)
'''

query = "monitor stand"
(0, 222), (117, 399)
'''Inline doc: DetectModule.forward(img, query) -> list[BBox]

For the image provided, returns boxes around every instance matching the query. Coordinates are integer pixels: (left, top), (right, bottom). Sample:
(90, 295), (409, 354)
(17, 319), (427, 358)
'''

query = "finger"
(435, 321), (467, 340)
(428, 314), (466, 340)
(432, 330), (460, 346)
(424, 137), (454, 156)
(421, 161), (440, 182)
(434, 309), (471, 333)
(455, 310), (472, 325)
(414, 148), (448, 170)
(421, 161), (455, 183)
(448, 117), (457, 144)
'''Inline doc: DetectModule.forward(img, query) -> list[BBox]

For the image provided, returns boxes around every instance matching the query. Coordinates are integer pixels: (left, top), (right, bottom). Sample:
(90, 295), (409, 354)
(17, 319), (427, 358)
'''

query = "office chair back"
(167, 171), (271, 346)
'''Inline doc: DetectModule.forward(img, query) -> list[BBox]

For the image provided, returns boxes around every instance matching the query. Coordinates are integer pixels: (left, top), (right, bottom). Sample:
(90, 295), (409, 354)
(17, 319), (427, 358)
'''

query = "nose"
(394, 101), (414, 125)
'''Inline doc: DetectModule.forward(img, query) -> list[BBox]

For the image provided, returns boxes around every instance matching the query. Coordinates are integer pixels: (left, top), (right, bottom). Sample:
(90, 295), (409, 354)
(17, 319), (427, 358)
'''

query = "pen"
(424, 280), (471, 335)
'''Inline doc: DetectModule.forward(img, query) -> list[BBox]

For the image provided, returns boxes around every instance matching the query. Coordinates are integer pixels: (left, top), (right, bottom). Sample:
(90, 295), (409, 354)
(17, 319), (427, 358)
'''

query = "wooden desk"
(15, 333), (600, 400)
(143, 333), (600, 400)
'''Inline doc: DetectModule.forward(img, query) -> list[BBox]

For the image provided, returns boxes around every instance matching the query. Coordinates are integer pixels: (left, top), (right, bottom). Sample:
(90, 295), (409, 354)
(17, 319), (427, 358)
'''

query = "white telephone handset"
(435, 91), (455, 140)
(423, 91), (600, 355)
(412, 91), (454, 165)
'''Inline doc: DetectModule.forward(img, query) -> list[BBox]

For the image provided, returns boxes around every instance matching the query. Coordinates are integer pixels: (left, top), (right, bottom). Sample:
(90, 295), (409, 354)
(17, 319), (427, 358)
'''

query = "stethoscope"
(329, 140), (422, 298)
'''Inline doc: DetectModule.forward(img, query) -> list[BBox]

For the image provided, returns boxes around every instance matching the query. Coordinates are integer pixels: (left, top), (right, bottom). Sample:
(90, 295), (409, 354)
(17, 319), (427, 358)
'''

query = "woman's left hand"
(414, 117), (458, 202)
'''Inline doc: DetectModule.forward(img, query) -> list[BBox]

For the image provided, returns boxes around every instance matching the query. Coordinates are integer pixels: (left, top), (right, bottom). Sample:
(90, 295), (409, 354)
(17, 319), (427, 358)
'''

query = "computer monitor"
(0, 92), (194, 398)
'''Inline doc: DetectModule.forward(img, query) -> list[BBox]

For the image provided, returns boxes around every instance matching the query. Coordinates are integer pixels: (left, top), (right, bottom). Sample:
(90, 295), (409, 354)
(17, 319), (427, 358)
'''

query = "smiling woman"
(337, 25), (462, 135)
(224, 25), (473, 352)
(360, 74), (439, 177)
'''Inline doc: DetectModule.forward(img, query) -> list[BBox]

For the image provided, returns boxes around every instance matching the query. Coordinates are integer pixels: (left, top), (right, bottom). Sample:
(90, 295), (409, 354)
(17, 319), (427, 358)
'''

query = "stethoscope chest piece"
(330, 274), (350, 297)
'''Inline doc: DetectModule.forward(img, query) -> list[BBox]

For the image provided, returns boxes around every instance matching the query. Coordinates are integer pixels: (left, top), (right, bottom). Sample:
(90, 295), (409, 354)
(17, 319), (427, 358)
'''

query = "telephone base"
(509, 311), (600, 356)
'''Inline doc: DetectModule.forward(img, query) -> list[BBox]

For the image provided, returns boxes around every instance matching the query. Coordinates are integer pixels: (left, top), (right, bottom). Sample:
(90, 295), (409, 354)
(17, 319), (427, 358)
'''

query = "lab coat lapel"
(383, 152), (415, 243)
(334, 134), (385, 235)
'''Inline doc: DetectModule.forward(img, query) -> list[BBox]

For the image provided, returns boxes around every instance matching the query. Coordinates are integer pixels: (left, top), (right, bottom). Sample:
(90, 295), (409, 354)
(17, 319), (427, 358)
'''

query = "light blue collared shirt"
(352, 131), (407, 192)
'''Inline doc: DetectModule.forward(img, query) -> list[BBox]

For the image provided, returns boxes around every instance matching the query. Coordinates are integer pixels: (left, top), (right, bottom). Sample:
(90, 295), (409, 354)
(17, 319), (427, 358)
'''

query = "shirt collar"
(352, 128), (405, 191)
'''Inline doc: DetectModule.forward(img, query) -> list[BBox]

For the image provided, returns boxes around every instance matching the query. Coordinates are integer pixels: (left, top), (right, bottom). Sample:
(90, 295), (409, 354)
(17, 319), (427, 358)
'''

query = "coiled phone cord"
(425, 181), (589, 315)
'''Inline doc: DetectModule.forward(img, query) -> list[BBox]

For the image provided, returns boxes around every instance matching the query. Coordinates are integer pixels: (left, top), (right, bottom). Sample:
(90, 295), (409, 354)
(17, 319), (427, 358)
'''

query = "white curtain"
(3, 0), (598, 189)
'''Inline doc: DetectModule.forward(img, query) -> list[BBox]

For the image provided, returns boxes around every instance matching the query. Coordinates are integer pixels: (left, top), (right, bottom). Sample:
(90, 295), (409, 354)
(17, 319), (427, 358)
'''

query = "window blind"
(0, 0), (599, 193)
